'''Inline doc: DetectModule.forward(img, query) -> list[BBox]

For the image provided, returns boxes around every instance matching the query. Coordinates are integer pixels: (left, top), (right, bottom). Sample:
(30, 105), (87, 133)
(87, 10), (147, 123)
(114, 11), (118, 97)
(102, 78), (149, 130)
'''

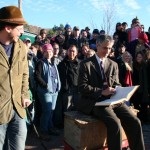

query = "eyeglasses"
(41, 32), (46, 34)
(15, 27), (24, 32)
(102, 47), (112, 50)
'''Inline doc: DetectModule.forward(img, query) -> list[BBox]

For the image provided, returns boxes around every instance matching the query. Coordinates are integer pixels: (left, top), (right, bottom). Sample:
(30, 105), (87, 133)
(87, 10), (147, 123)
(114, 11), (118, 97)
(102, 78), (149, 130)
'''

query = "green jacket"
(0, 39), (30, 124)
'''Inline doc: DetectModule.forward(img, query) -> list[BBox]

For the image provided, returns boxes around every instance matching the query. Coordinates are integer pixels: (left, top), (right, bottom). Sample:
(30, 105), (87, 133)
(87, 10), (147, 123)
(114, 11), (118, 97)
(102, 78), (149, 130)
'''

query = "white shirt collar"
(95, 54), (105, 64)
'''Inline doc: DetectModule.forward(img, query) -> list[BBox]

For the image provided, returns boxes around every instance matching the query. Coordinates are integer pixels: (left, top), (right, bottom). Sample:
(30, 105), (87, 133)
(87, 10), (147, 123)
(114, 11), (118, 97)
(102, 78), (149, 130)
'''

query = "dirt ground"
(25, 123), (150, 150)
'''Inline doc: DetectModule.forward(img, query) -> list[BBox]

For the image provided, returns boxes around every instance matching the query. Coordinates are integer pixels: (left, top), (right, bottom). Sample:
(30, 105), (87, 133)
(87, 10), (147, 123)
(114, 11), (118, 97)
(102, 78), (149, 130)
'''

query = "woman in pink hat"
(35, 43), (61, 138)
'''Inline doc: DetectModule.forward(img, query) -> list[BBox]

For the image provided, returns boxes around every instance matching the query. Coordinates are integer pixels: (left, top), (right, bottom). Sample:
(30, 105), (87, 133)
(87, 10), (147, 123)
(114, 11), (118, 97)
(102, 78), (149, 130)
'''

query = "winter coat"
(0, 39), (30, 124)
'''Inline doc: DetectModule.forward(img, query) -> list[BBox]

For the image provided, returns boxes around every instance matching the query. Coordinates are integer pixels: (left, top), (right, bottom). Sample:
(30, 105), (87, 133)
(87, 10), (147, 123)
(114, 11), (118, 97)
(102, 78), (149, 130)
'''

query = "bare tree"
(101, 1), (116, 35)
(89, 16), (98, 31)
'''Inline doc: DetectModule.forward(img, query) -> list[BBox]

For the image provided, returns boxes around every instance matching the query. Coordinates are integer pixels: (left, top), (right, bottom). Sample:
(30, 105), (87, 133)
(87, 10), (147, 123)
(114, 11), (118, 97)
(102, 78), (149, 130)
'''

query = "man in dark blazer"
(78, 35), (145, 150)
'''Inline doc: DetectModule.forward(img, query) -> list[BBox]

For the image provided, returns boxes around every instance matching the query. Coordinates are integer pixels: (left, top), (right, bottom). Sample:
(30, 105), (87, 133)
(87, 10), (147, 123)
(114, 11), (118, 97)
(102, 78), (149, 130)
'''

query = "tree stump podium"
(64, 111), (129, 149)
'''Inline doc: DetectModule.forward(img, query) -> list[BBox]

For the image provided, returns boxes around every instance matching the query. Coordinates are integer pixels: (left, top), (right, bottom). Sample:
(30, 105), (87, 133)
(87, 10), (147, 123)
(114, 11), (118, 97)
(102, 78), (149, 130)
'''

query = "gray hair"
(96, 35), (114, 46)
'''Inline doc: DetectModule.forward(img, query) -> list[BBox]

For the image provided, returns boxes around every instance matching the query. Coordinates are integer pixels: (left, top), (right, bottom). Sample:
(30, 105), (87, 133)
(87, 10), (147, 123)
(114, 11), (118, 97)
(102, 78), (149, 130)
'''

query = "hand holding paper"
(96, 85), (139, 106)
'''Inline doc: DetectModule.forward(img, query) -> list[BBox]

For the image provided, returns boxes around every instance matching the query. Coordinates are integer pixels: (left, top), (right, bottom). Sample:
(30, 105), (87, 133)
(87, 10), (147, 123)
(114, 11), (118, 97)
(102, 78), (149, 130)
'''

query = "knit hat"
(132, 17), (139, 24)
(0, 6), (27, 24)
(42, 44), (53, 52)
(85, 26), (90, 31)
(100, 30), (105, 35)
(92, 29), (99, 35)
(116, 22), (122, 27)
(73, 26), (80, 31)
(24, 38), (31, 43)
(65, 24), (71, 30)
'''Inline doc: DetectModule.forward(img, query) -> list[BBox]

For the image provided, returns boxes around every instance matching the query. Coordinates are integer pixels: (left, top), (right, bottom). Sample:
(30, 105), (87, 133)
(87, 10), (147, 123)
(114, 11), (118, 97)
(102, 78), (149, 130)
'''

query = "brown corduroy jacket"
(0, 39), (29, 124)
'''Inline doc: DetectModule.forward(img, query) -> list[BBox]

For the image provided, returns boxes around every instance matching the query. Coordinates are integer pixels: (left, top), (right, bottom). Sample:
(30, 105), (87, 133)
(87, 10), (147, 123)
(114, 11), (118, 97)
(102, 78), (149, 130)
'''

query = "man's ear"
(5, 25), (12, 33)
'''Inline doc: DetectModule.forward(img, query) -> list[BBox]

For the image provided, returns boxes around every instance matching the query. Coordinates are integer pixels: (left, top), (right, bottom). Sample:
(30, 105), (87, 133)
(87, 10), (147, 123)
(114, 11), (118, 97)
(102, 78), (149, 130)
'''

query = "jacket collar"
(11, 40), (23, 63)
(0, 40), (24, 65)
(90, 55), (102, 77)
(103, 58), (110, 73)
(90, 55), (111, 76)
(64, 56), (80, 63)
(0, 43), (8, 59)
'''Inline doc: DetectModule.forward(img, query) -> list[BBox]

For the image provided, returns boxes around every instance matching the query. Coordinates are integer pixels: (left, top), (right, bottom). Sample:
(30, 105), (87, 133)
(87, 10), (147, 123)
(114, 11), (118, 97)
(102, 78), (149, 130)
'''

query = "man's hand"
(101, 87), (116, 96)
(22, 99), (32, 108)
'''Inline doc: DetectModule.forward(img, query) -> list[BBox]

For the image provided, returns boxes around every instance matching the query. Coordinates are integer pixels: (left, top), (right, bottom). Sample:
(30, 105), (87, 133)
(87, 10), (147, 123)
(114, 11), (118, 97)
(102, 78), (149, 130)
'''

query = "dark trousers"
(53, 86), (80, 128)
(62, 86), (80, 111)
(92, 103), (145, 150)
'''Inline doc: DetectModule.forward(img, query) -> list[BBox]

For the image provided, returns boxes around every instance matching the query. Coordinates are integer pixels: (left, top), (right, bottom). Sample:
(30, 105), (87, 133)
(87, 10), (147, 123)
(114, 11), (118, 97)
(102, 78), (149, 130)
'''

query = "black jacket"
(58, 56), (80, 92)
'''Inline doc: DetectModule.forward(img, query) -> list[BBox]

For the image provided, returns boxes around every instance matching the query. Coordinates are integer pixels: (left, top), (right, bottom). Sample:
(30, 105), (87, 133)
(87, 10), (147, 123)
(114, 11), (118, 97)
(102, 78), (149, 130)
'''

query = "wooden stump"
(64, 111), (127, 149)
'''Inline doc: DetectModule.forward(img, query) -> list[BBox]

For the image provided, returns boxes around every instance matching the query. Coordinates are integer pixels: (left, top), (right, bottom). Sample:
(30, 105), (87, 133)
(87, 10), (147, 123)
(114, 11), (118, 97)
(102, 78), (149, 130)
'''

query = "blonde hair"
(122, 51), (133, 71)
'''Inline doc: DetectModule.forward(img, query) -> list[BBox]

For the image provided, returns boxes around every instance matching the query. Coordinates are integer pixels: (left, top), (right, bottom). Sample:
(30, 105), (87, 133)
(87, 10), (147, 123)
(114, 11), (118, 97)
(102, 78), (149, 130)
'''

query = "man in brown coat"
(0, 6), (31, 150)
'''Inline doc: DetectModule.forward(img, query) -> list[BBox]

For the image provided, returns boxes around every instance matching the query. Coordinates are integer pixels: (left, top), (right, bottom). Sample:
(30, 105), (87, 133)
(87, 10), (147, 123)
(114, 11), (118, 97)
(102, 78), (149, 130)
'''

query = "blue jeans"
(37, 92), (58, 132)
(0, 109), (27, 150)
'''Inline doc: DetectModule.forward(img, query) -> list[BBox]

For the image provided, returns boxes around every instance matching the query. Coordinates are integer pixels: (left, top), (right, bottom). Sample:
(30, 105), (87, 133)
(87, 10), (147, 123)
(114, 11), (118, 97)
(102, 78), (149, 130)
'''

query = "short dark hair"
(96, 35), (114, 46)
(122, 22), (128, 26)
(31, 42), (40, 49)
(68, 44), (78, 52)
(0, 22), (17, 31)
(40, 29), (47, 35)
(81, 43), (89, 48)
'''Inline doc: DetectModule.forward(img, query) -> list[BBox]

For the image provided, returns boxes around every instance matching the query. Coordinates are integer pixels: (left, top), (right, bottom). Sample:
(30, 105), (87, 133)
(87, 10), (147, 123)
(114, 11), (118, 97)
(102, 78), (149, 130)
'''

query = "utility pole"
(18, 0), (22, 11)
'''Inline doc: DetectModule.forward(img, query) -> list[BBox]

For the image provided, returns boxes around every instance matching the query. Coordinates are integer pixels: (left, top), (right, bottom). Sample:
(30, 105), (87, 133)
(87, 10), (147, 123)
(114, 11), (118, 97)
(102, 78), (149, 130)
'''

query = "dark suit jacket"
(77, 55), (120, 115)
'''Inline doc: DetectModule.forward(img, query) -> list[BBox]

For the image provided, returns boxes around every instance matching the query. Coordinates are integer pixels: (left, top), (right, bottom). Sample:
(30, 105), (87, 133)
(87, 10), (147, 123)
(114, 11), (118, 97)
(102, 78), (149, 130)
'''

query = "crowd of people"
(0, 4), (149, 150)
(25, 16), (150, 149)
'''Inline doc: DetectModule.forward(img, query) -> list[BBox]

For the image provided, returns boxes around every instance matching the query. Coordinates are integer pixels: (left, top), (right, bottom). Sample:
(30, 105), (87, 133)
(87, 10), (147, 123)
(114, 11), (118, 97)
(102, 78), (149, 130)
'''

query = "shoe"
(49, 128), (60, 136)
